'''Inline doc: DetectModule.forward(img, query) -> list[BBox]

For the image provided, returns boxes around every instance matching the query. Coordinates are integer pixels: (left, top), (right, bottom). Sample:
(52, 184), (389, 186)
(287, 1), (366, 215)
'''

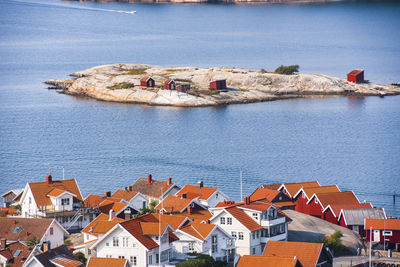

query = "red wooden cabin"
(177, 84), (190, 93)
(365, 219), (400, 250)
(347, 70), (364, 83)
(210, 79), (227, 90)
(140, 76), (155, 87)
(164, 79), (176, 90)
(338, 208), (385, 238)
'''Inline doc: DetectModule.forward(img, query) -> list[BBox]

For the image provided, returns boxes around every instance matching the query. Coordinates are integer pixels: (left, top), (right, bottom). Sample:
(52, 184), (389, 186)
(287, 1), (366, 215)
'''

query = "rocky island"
(45, 64), (400, 107)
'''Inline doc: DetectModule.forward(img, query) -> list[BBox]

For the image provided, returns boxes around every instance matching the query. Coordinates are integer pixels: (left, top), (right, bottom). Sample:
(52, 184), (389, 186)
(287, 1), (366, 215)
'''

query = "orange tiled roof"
(179, 222), (216, 241)
(240, 203), (272, 212)
(263, 240), (323, 267)
(98, 200), (128, 215)
(226, 206), (263, 231)
(313, 191), (359, 209)
(0, 217), (55, 242)
(300, 185), (340, 199)
(34, 245), (83, 267)
(282, 181), (320, 197)
(262, 184), (283, 190)
(156, 195), (193, 213)
(250, 188), (280, 202)
(131, 177), (174, 198)
(237, 256), (300, 267)
(0, 207), (20, 215)
(140, 222), (169, 236)
(29, 179), (83, 207)
(135, 213), (189, 230)
(120, 220), (158, 250)
(182, 209), (213, 223)
(328, 203), (372, 217)
(111, 189), (139, 202)
(0, 241), (33, 267)
(51, 257), (83, 267)
(47, 188), (69, 198)
(365, 218), (400, 230)
(87, 257), (127, 267)
(81, 214), (125, 236)
(275, 201), (296, 208)
(176, 185), (218, 201)
(84, 194), (105, 208)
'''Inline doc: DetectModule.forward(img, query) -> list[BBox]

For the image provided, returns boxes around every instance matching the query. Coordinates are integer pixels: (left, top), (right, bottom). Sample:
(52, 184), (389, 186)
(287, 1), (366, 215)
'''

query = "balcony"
(260, 232), (287, 243)
(260, 216), (285, 227)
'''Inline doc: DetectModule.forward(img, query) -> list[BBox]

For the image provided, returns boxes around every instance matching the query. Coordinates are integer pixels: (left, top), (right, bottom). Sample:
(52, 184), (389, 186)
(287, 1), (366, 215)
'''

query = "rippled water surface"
(0, 0), (399, 216)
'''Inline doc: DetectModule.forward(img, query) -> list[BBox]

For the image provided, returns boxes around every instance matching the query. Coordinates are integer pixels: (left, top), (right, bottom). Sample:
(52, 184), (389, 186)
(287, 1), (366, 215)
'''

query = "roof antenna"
(240, 169), (243, 201)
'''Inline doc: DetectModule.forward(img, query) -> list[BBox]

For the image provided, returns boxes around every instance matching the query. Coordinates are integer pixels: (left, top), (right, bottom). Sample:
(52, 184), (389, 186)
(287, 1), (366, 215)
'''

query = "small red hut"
(177, 84), (190, 92)
(164, 79), (176, 90)
(347, 70), (364, 83)
(140, 76), (155, 87)
(210, 79), (227, 90)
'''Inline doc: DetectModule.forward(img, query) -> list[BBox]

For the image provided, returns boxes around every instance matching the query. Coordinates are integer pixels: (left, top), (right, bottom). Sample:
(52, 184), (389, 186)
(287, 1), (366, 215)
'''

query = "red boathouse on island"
(210, 79), (227, 90)
(164, 79), (176, 90)
(140, 76), (155, 87)
(347, 70), (364, 83)
(177, 84), (190, 92)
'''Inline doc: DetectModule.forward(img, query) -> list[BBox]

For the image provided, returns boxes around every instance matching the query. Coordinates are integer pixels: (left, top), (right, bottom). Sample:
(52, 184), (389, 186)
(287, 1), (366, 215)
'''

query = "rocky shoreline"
(45, 64), (400, 107)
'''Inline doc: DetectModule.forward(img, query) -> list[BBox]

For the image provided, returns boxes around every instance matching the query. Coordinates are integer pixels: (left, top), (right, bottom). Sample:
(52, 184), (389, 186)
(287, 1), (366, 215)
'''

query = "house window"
(256, 231), (259, 238)
(149, 255), (152, 265)
(155, 236), (159, 241)
(142, 201), (146, 209)
(113, 237), (119, 247)
(231, 232), (237, 238)
(106, 242), (109, 246)
(49, 227), (53, 235)
(211, 235), (217, 253)
(156, 254), (159, 264)
(106, 255), (112, 258)
(89, 214), (93, 221)
(252, 247), (256, 254)
(220, 217), (225, 224)
(238, 232), (244, 240)
(383, 231), (392, 236)
(227, 217), (232, 225)
(252, 232), (255, 239)
(61, 198), (70, 206)
(226, 239), (232, 247)
(279, 224), (285, 234)
(29, 197), (31, 204)
(253, 213), (258, 220)
(118, 256), (125, 259)
(188, 242), (195, 252)
(123, 237), (129, 247)
(130, 256), (137, 266)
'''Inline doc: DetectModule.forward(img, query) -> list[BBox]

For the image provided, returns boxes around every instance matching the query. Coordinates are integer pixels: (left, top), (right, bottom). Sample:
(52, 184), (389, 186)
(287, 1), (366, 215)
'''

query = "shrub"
(274, 65), (299, 75)
(74, 252), (87, 265)
(123, 68), (147, 75)
(11, 204), (22, 211)
(177, 255), (218, 267)
(107, 82), (135, 90)
(26, 236), (40, 247)
(64, 239), (73, 247)
(321, 230), (352, 256)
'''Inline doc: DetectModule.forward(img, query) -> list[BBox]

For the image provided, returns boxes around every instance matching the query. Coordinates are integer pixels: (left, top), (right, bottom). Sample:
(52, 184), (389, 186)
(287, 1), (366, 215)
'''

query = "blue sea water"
(0, 0), (399, 216)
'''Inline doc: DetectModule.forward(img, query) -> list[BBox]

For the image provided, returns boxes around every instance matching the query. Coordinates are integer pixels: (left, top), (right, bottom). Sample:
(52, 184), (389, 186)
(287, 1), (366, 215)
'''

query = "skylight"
(13, 250), (22, 257)
(13, 226), (22, 233)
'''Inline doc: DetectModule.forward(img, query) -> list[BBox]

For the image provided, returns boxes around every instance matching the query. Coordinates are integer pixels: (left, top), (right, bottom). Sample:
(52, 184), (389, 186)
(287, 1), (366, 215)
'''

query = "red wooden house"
(164, 79), (176, 90)
(177, 84), (190, 93)
(365, 218), (400, 250)
(278, 181), (320, 200)
(140, 76), (155, 87)
(209, 79), (227, 90)
(347, 70), (364, 83)
(338, 208), (386, 238)
(323, 203), (372, 225)
(249, 187), (295, 210)
(292, 185), (340, 214)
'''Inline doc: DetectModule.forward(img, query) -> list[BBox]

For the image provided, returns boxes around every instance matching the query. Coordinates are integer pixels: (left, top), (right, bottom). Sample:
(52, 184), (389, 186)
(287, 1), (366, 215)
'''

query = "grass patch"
(275, 65), (299, 75)
(122, 68), (147, 75)
(107, 82), (135, 90)
(174, 78), (192, 83)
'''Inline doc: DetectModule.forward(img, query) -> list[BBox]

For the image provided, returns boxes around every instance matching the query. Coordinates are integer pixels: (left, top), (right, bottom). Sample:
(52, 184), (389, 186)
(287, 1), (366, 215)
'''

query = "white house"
(112, 189), (150, 211)
(23, 245), (84, 267)
(90, 219), (178, 266)
(210, 197), (289, 256)
(175, 182), (229, 208)
(19, 174), (97, 231)
(172, 221), (235, 262)
(0, 217), (67, 249)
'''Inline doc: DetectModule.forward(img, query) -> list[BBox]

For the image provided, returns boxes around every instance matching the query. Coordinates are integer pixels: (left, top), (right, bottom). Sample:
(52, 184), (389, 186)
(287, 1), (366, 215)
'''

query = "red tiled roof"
(348, 69), (364, 76)
(47, 188), (69, 198)
(181, 209), (213, 223)
(51, 256), (83, 267)
(140, 76), (152, 82)
(225, 206), (263, 231)
(237, 256), (300, 267)
(34, 245), (83, 267)
(176, 185), (218, 201)
(81, 214), (125, 236)
(0, 207), (20, 215)
(262, 184), (283, 190)
(0, 217), (55, 242)
(120, 220), (159, 250)
(131, 177), (175, 198)
(281, 181), (320, 197)
(98, 200), (128, 215)
(250, 188), (280, 202)
(214, 201), (242, 208)
(155, 195), (193, 213)
(365, 218), (400, 230)
(28, 179), (83, 207)
(0, 241), (33, 267)
(275, 201), (296, 208)
(140, 222), (169, 236)
(298, 185), (340, 199)
(111, 189), (139, 202)
(87, 257), (127, 267)
(239, 203), (272, 212)
(313, 191), (359, 209)
(84, 195), (105, 208)
(327, 203), (372, 217)
(135, 213), (189, 230)
(263, 241), (323, 267)
(179, 222), (216, 241)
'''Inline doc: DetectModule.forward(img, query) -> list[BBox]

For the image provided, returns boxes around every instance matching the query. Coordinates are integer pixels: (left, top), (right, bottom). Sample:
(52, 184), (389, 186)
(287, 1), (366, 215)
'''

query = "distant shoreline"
(65, 0), (346, 4)
(45, 64), (400, 108)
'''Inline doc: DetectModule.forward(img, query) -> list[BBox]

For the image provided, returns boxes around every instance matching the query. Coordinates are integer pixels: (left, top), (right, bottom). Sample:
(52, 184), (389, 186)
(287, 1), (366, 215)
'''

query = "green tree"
(26, 236), (40, 247)
(274, 65), (299, 75)
(321, 230), (351, 256)
(64, 239), (73, 247)
(177, 255), (226, 267)
(74, 252), (87, 265)
(11, 204), (22, 211)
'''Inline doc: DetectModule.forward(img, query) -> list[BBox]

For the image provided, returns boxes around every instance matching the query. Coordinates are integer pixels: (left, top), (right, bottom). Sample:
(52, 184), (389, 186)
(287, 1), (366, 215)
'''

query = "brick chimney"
(124, 210), (131, 220)
(128, 186), (133, 191)
(244, 196), (250, 205)
(43, 242), (49, 252)
(46, 174), (52, 184)
(167, 177), (172, 185)
(109, 209), (115, 221)
(187, 205), (191, 215)
(148, 174), (152, 185)
(25, 231), (30, 237)
(0, 238), (6, 249)
(104, 191), (111, 198)
(13, 220), (17, 226)
(198, 181), (203, 188)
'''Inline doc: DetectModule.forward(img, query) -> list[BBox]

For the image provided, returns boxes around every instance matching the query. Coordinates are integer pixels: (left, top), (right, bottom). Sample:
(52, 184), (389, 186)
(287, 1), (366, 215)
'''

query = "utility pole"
(369, 226), (372, 267)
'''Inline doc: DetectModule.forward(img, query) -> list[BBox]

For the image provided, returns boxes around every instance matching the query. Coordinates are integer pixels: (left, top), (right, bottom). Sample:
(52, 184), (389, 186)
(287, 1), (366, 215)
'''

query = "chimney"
(124, 209), (131, 220)
(13, 220), (17, 226)
(125, 187), (128, 191)
(198, 181), (203, 188)
(0, 238), (6, 249)
(104, 191), (111, 198)
(128, 186), (133, 191)
(148, 174), (152, 185)
(46, 174), (52, 184)
(244, 196), (250, 205)
(167, 177), (172, 185)
(25, 231), (30, 237)
(182, 193), (187, 199)
(187, 205), (191, 215)
(43, 242), (49, 252)
(109, 209), (115, 221)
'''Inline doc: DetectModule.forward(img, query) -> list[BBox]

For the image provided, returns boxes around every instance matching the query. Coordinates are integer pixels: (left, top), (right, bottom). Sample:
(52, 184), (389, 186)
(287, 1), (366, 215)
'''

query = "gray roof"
(342, 208), (386, 226)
